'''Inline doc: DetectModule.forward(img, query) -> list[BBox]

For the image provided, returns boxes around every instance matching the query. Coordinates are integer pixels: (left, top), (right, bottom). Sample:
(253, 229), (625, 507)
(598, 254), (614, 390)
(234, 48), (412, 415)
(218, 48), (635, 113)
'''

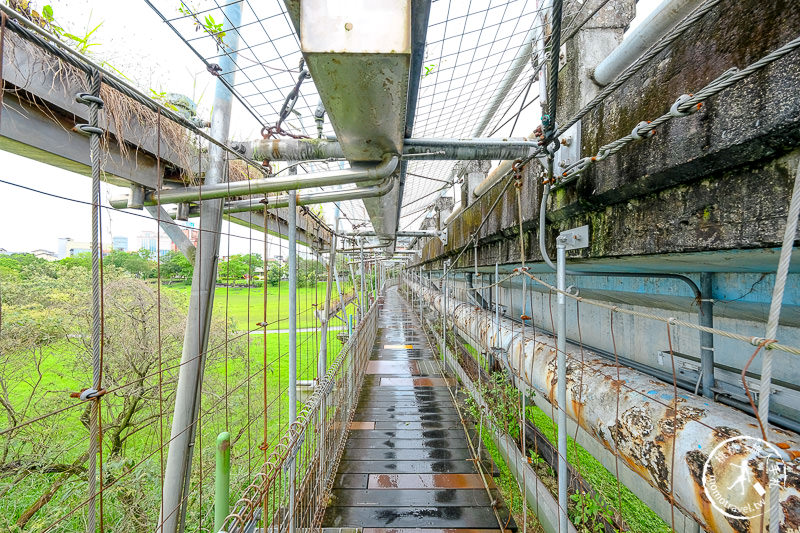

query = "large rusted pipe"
(403, 278), (800, 533)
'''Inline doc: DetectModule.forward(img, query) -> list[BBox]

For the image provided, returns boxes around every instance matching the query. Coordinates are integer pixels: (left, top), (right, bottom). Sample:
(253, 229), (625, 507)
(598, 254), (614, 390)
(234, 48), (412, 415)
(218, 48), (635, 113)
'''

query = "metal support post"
(160, 3), (240, 532)
(441, 261), (449, 363)
(419, 269), (424, 324)
(359, 241), (366, 317)
(373, 262), (378, 300)
(556, 235), (568, 533)
(333, 262), (348, 328)
(145, 205), (197, 264)
(495, 263), (500, 333)
(699, 272), (715, 398)
(288, 190), (298, 533)
(348, 262), (359, 325)
(215, 432), (231, 533)
(318, 210), (339, 382)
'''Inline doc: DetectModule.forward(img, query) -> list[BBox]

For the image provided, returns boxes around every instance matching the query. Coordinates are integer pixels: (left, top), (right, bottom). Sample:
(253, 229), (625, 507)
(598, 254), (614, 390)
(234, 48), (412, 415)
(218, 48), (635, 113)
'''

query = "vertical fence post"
(160, 3), (241, 532)
(360, 241), (366, 316)
(419, 268), (424, 324)
(495, 262), (500, 335)
(214, 432), (231, 533)
(556, 235), (568, 533)
(288, 190), (297, 533)
(318, 211), (339, 383)
(699, 272), (715, 398)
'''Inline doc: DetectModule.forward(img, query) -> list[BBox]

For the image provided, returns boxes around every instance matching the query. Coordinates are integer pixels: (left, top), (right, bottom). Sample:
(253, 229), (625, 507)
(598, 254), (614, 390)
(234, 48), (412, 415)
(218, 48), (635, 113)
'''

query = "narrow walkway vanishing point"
(322, 288), (516, 532)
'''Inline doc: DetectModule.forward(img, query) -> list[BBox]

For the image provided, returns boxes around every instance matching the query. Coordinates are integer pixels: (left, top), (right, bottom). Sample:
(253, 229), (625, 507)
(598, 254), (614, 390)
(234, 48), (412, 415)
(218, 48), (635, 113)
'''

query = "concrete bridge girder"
(412, 0), (800, 272)
(0, 31), (330, 247)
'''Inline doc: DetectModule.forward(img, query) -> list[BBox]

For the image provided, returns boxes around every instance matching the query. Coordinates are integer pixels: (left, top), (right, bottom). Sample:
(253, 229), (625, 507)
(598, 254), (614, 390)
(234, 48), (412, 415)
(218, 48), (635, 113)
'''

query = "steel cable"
(759, 159), (800, 530)
(552, 0), (722, 140)
(520, 271), (800, 357)
(83, 68), (104, 533)
(555, 33), (800, 186)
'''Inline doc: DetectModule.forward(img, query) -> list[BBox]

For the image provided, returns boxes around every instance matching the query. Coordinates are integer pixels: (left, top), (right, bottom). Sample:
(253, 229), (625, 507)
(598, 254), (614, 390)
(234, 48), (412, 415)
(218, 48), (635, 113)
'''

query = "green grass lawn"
(0, 280), (365, 531)
(165, 281), (358, 331)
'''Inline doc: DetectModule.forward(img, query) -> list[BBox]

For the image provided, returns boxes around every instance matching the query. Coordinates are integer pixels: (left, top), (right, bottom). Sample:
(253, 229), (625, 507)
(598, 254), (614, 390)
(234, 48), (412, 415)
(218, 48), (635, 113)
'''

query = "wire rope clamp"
(512, 159), (525, 188)
(74, 92), (105, 136)
(73, 124), (104, 136)
(75, 93), (104, 109)
(70, 387), (107, 401)
(630, 121), (655, 141)
(669, 93), (701, 118)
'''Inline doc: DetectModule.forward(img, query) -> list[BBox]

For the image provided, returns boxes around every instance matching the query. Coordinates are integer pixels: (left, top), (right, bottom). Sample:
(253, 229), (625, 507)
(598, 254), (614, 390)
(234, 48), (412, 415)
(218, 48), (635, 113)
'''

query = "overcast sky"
(0, 0), (657, 256)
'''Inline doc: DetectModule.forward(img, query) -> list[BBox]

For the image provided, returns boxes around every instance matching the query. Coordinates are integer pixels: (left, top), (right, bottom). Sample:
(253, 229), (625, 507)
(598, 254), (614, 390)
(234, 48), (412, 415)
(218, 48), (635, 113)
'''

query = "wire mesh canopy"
(147, 0), (549, 233)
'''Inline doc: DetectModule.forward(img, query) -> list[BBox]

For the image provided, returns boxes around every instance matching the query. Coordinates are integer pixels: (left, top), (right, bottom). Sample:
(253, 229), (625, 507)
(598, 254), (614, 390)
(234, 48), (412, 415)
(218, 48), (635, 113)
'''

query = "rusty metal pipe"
(404, 279), (800, 533)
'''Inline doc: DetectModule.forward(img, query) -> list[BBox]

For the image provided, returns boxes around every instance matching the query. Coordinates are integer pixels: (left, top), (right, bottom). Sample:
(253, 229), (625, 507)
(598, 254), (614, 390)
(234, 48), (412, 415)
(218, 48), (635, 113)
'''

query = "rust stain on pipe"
(405, 279), (800, 532)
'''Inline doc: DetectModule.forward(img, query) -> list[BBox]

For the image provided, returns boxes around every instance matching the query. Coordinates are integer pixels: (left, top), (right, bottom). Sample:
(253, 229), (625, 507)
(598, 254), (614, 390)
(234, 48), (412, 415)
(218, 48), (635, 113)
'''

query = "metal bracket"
(558, 225), (589, 250)
(553, 120), (581, 173)
(437, 229), (448, 246)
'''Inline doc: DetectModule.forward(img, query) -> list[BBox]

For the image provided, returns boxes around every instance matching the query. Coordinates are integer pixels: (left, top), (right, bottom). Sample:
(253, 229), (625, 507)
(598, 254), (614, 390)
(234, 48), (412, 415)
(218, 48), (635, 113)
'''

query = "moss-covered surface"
(527, 406), (670, 533)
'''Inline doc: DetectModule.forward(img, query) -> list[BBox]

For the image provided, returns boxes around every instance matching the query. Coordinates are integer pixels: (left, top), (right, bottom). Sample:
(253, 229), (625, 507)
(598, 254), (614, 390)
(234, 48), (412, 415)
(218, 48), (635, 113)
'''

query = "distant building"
(57, 237), (92, 258)
(137, 231), (170, 256)
(112, 236), (129, 251)
(32, 249), (58, 261)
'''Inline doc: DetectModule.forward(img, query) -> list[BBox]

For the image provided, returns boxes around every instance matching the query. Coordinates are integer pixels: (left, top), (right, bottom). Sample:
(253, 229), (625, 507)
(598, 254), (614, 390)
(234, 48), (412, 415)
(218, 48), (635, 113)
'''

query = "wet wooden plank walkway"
(322, 287), (515, 533)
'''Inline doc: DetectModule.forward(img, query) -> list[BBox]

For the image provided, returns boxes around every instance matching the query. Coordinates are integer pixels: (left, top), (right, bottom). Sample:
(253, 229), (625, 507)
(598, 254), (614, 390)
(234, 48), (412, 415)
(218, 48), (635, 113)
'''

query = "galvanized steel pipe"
(243, 137), (541, 162)
(110, 155), (398, 207)
(404, 279), (800, 533)
(402, 138), (541, 160)
(161, 3), (240, 531)
(288, 189), (298, 533)
(592, 0), (703, 86)
(196, 178), (396, 215)
(556, 237), (568, 533)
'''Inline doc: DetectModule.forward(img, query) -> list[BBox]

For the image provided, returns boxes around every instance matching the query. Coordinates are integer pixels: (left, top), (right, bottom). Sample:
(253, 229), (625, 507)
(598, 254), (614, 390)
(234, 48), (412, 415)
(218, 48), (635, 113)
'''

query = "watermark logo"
(702, 435), (790, 521)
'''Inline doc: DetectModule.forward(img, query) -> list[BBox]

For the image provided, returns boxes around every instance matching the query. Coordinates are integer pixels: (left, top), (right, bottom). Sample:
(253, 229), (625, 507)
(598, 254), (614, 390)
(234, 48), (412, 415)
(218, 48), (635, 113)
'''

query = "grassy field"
(0, 280), (364, 531)
(166, 280), (359, 331)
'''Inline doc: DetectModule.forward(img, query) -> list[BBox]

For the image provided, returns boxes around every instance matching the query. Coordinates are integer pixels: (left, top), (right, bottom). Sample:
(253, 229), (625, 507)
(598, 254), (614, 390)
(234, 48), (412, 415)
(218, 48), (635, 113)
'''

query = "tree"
(105, 249), (155, 278)
(58, 251), (92, 270)
(160, 250), (193, 280)
(239, 253), (263, 279)
(266, 262), (287, 286)
(0, 251), (248, 530)
(0, 260), (186, 529)
(217, 255), (249, 282)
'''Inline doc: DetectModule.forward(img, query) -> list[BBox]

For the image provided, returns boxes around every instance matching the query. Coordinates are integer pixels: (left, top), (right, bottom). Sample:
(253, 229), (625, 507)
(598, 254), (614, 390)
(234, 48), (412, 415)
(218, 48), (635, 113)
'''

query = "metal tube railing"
(219, 294), (381, 533)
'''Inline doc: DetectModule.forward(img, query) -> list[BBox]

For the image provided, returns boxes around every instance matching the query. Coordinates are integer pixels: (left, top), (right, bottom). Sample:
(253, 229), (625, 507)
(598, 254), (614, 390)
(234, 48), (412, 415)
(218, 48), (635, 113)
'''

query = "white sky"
(0, 0), (659, 255)
(0, 0), (338, 257)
